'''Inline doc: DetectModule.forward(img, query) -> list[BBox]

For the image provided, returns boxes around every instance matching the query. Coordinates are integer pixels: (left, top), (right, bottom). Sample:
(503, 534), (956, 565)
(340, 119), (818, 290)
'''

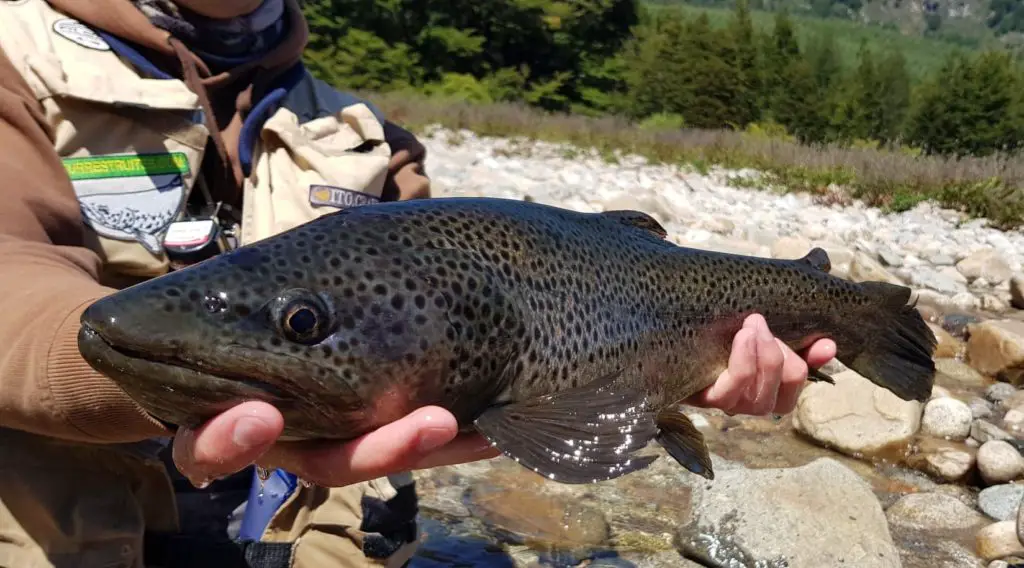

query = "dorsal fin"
(602, 210), (668, 239)
(799, 247), (831, 272)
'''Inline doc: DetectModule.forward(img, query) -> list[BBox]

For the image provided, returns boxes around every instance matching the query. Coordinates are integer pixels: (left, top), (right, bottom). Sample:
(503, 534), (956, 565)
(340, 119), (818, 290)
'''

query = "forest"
(301, 0), (1024, 158)
(299, 0), (1024, 227)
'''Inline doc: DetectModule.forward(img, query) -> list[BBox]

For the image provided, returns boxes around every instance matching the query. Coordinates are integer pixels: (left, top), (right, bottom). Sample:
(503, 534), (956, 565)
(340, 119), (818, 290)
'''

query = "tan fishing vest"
(0, 2), (416, 568)
(0, 0), (393, 280)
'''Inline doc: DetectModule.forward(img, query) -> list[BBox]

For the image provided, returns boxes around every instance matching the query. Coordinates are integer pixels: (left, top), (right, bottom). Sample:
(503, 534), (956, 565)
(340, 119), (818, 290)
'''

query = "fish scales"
(77, 197), (937, 484)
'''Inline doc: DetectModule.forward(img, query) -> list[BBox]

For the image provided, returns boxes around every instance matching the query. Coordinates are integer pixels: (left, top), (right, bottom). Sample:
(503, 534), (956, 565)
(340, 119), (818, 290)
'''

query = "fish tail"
(839, 281), (937, 402)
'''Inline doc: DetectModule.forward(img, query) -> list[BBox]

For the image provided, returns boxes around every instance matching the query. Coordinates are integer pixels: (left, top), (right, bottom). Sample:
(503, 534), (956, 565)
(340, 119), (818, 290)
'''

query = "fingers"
(774, 338), (809, 414)
(171, 400), (284, 487)
(685, 314), (833, 417)
(747, 314), (784, 415)
(259, 406), (498, 487)
(688, 324), (757, 410)
(802, 338), (837, 368)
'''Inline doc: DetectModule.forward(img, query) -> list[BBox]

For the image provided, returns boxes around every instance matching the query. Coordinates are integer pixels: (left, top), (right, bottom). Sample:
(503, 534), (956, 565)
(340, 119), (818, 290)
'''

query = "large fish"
(77, 197), (936, 483)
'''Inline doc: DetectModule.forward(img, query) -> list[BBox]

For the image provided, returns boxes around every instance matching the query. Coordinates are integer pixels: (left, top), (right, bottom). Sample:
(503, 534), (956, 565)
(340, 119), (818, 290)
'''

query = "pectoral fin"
(656, 405), (714, 480)
(473, 369), (660, 484)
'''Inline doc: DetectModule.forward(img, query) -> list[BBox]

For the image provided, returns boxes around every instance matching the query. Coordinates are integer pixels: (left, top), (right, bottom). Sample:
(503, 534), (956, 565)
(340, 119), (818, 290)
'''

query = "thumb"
(171, 400), (284, 487)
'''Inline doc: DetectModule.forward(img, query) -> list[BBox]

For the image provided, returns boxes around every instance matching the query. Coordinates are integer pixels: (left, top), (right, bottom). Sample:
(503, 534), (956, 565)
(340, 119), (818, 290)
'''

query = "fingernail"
(417, 427), (451, 454)
(233, 416), (270, 450)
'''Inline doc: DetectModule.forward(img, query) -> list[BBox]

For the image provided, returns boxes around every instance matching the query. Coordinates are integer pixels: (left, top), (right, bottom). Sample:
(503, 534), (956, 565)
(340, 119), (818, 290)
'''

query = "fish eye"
(270, 289), (334, 345)
(286, 306), (318, 336)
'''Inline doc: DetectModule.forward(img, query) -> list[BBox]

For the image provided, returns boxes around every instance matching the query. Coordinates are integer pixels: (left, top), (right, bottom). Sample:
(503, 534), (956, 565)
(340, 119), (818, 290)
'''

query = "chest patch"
(52, 18), (111, 51)
(309, 184), (380, 209)
(63, 153), (191, 254)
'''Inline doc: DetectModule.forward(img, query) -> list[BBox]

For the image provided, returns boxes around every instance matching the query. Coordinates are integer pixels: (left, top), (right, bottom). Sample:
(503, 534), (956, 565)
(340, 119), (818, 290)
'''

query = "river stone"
(973, 420), (1014, 444)
(792, 370), (922, 457)
(966, 320), (1024, 385)
(1011, 275), (1024, 310)
(918, 445), (976, 482)
(978, 485), (1024, 522)
(978, 441), (1024, 485)
(1018, 492), (1024, 547)
(850, 252), (903, 285)
(977, 521), (1024, 561)
(957, 249), (1014, 285)
(970, 398), (996, 420)
(686, 457), (900, 567)
(937, 358), (989, 388)
(922, 398), (974, 441)
(770, 235), (812, 260)
(932, 327), (966, 359)
(1004, 408), (1024, 437)
(988, 383), (1019, 405)
(886, 492), (987, 532)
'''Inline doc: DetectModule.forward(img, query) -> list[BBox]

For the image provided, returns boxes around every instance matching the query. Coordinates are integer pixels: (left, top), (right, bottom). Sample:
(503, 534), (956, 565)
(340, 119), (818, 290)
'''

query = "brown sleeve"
(381, 120), (431, 202)
(0, 46), (170, 443)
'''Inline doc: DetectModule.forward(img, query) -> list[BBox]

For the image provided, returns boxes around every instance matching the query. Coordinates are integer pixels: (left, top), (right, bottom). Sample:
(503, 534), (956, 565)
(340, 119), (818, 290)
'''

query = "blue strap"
(237, 468), (298, 541)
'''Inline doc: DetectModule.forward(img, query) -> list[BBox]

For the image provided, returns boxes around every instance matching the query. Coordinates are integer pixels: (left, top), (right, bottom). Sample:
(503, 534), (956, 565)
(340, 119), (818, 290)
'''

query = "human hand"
(171, 402), (501, 488)
(685, 313), (837, 416)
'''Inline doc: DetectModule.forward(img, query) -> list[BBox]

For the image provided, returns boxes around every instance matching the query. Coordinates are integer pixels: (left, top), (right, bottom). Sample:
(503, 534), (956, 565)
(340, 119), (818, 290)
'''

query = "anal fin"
(473, 370), (660, 484)
(657, 405), (714, 480)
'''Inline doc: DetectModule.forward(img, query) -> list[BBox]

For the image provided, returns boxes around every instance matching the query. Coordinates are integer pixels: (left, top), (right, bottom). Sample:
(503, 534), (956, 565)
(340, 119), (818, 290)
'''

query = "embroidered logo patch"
(309, 185), (380, 209)
(52, 19), (110, 51)
(63, 153), (191, 254)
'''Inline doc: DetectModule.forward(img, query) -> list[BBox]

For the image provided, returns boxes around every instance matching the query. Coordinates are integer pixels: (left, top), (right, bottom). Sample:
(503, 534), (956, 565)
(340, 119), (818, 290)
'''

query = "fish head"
(76, 232), (439, 439)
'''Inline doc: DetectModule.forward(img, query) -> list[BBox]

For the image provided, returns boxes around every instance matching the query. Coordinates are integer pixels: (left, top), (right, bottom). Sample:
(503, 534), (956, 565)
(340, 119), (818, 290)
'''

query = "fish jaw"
(76, 321), (290, 431)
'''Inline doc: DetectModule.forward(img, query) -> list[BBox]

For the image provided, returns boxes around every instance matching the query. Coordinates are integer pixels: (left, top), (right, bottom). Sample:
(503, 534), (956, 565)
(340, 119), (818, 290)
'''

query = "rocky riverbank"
(406, 127), (1024, 568)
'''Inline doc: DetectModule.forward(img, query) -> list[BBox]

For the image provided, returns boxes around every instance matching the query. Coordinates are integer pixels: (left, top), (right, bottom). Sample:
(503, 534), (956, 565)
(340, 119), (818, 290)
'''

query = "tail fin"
(843, 281), (938, 403)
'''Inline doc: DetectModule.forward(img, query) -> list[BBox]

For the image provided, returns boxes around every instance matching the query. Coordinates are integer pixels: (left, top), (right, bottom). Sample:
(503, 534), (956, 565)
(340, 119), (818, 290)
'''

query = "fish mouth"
(77, 322), (287, 428)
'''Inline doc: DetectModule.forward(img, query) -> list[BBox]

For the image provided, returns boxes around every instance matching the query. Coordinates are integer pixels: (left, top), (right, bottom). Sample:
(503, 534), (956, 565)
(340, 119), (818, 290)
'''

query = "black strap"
(143, 533), (294, 568)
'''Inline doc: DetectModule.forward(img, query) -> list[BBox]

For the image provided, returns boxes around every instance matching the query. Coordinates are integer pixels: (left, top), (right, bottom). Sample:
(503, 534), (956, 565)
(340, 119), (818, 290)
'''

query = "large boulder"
(966, 320), (1024, 385)
(682, 458), (901, 568)
(792, 370), (923, 457)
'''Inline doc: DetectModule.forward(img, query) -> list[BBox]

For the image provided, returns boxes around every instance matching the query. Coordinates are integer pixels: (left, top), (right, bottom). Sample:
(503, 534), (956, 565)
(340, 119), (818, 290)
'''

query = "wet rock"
(792, 369), (922, 457)
(938, 358), (990, 388)
(977, 521), (1024, 561)
(886, 492), (987, 532)
(686, 458), (900, 567)
(1004, 408), (1024, 437)
(971, 398), (996, 420)
(966, 320), (1024, 385)
(914, 443), (976, 482)
(978, 484), (1024, 522)
(1018, 491), (1024, 546)
(947, 314), (984, 338)
(1010, 275), (1024, 310)
(850, 252), (904, 285)
(922, 398), (975, 441)
(978, 441), (1024, 485)
(931, 386), (953, 400)
(988, 383), (1020, 405)
(932, 326), (966, 358)
(989, 560), (1010, 568)
(973, 420), (1014, 444)
(466, 481), (610, 550)
(958, 249), (1014, 285)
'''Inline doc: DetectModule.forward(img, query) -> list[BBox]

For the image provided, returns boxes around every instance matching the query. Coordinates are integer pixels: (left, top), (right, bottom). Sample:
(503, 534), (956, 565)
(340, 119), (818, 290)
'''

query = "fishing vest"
(0, 0), (393, 281)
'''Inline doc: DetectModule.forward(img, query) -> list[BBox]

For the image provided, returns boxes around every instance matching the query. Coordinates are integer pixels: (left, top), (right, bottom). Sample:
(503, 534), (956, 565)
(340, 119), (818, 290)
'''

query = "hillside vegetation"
(301, 0), (1024, 228)
(650, 0), (1024, 49)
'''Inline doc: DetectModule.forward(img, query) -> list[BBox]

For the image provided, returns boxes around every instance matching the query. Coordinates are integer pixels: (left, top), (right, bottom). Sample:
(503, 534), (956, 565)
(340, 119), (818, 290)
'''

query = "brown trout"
(77, 197), (936, 483)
